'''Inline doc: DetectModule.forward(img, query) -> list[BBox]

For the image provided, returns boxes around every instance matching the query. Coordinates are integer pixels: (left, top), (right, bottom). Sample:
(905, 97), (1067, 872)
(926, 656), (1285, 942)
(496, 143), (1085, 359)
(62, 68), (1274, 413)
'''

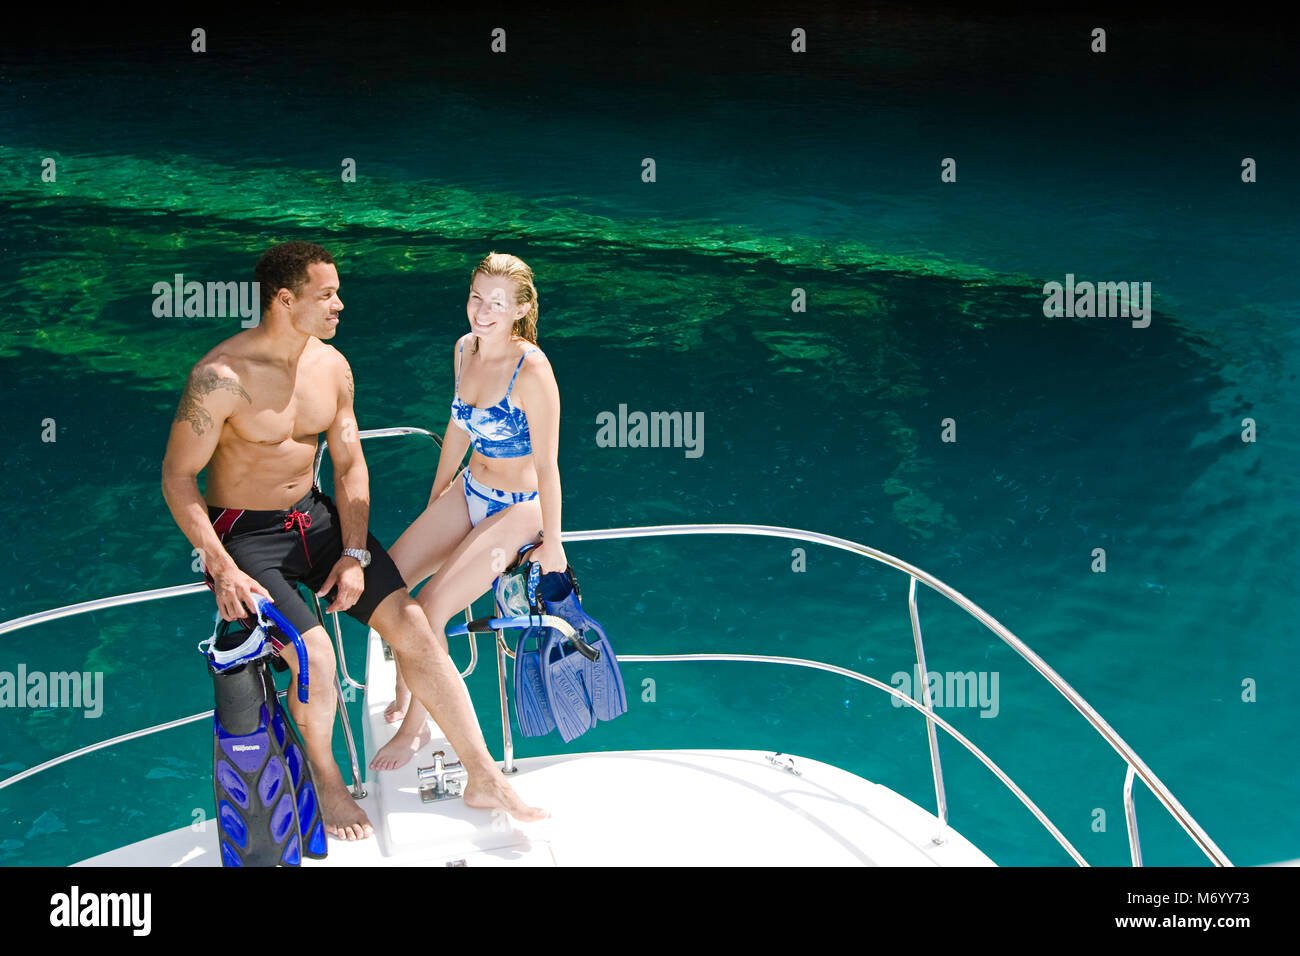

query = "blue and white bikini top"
(450, 339), (540, 459)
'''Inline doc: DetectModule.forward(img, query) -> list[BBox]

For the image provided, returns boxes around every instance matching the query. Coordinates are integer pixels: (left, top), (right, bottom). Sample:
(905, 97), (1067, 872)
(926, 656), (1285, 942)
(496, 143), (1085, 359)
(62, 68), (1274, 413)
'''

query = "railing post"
(333, 670), (368, 799)
(308, 594), (366, 797)
(909, 576), (949, 841)
(1124, 765), (1144, 866)
(327, 606), (365, 691)
(496, 629), (516, 774)
(459, 609), (479, 679)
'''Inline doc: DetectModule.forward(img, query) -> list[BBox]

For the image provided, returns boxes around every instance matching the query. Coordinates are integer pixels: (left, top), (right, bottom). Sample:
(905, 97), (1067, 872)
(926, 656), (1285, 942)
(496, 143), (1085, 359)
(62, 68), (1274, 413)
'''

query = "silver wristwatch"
(343, 547), (372, 568)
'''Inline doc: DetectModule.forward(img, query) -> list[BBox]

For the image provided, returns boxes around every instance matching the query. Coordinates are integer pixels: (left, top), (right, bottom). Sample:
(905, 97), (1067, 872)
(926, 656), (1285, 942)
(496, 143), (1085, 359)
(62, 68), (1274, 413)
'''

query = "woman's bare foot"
(368, 720), (434, 772)
(463, 774), (550, 822)
(319, 781), (374, 841)
(383, 698), (408, 724)
(382, 665), (413, 723)
(384, 669), (412, 723)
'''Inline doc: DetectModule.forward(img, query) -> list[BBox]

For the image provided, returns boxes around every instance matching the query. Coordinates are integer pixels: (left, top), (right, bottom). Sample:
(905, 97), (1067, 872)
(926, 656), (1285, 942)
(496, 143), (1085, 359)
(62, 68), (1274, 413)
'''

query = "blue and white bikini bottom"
(462, 468), (539, 528)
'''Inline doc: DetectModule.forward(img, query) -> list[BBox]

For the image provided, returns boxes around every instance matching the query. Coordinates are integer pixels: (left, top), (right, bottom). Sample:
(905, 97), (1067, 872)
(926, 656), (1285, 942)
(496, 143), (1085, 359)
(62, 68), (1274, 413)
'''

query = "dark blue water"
(1, 6), (1296, 867)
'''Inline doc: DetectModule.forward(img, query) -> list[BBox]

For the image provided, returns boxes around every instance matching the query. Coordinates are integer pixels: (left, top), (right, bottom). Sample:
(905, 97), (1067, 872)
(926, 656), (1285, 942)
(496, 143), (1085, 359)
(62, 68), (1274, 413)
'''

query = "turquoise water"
(1, 8), (1297, 866)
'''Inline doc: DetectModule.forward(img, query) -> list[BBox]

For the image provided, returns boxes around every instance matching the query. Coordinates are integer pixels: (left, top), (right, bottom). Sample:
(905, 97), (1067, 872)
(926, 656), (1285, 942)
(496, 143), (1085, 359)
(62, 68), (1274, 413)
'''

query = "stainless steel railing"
(554, 524), (1234, 867)
(0, 433), (1233, 866)
(909, 576), (948, 840)
(1124, 765), (1144, 867)
(609, 649), (1087, 864)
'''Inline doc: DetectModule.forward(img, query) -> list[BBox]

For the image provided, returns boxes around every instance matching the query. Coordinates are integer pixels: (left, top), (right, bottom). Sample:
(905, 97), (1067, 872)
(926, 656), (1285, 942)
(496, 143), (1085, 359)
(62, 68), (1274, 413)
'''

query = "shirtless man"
(161, 241), (547, 839)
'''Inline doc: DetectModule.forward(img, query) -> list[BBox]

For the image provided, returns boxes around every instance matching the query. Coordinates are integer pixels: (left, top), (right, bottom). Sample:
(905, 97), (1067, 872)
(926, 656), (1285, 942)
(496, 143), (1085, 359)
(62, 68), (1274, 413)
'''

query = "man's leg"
(275, 625), (375, 840)
(367, 586), (549, 821)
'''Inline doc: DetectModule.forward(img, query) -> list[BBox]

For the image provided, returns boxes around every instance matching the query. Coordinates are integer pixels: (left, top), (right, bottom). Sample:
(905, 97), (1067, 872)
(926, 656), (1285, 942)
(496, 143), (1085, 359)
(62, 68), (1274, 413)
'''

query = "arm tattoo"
(345, 367), (355, 402)
(174, 368), (251, 436)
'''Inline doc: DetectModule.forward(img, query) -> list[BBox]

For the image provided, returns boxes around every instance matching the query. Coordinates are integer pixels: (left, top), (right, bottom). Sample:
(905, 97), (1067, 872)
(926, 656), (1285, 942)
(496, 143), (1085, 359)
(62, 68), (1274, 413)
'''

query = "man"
(161, 241), (547, 840)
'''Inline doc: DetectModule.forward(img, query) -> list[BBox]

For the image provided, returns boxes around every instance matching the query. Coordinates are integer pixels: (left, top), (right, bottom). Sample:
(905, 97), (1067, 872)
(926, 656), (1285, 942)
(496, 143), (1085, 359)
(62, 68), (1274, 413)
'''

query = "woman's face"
(467, 274), (527, 339)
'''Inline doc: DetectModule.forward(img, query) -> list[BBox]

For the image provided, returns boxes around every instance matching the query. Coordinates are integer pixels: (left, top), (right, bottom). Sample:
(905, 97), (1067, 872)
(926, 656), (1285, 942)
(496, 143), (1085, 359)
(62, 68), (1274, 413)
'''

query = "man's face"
(287, 262), (343, 339)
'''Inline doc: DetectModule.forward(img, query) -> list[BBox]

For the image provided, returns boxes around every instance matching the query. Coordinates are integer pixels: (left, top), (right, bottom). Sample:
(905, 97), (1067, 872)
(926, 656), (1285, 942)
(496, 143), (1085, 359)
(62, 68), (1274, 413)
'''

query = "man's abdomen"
(206, 437), (320, 510)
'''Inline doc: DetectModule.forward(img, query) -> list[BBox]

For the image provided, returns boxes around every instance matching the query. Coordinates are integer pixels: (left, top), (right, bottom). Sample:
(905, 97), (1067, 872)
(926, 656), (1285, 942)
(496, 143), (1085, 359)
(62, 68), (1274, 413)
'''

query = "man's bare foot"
(320, 782), (374, 841)
(368, 720), (434, 772)
(463, 773), (550, 822)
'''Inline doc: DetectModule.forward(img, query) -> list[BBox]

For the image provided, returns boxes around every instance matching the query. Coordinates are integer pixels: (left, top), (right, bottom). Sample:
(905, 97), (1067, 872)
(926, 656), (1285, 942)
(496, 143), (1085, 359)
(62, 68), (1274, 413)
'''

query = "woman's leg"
(380, 472), (471, 722)
(369, 496), (543, 770)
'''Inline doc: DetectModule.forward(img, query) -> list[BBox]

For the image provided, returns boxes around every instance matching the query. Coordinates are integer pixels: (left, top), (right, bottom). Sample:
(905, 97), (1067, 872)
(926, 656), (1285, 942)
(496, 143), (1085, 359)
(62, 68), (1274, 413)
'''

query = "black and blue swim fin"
(211, 656), (301, 866)
(261, 665), (328, 860)
(203, 603), (327, 867)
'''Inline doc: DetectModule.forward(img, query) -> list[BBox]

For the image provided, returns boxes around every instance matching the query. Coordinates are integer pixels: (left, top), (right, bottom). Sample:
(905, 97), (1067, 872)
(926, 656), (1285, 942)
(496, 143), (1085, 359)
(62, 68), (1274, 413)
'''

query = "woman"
(371, 252), (566, 770)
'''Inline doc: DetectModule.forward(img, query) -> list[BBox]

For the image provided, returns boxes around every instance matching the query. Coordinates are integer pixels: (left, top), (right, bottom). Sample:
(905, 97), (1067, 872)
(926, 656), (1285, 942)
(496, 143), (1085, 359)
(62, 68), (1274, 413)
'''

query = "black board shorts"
(207, 486), (407, 638)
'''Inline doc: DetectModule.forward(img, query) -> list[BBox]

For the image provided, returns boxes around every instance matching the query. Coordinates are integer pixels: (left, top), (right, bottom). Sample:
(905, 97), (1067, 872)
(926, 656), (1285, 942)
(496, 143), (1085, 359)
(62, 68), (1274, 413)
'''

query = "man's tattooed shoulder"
(174, 366), (251, 436)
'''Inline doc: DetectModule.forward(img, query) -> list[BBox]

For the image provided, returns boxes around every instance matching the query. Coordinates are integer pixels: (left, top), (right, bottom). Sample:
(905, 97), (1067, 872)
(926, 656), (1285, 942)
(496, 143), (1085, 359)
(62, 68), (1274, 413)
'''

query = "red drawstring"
(284, 510), (313, 565)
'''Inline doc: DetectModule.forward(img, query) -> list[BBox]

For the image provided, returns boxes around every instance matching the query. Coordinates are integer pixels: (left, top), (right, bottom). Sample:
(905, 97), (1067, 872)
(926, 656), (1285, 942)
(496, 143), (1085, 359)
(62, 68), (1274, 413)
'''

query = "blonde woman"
(371, 252), (566, 769)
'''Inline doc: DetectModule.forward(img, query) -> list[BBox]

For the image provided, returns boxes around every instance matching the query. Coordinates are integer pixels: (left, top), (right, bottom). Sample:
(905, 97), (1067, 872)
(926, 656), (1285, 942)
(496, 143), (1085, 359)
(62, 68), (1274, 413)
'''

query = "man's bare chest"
(226, 372), (337, 446)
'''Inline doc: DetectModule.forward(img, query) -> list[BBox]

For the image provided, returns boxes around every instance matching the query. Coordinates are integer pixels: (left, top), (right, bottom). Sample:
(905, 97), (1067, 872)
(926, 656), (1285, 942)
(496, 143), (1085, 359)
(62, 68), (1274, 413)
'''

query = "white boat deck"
(77, 629), (994, 867)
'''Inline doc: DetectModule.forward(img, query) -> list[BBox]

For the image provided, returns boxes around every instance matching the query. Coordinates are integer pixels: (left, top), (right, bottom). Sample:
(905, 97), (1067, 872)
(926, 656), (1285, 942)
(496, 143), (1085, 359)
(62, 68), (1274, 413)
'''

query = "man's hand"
(319, 556), (365, 614)
(210, 565), (273, 622)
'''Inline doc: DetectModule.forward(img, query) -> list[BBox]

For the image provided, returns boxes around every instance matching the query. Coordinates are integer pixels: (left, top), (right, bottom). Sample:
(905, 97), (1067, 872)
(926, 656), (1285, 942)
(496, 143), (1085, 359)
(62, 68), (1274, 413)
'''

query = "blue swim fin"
(513, 626), (557, 737)
(496, 547), (626, 743)
(578, 617), (627, 723)
(541, 625), (595, 743)
(537, 573), (627, 725)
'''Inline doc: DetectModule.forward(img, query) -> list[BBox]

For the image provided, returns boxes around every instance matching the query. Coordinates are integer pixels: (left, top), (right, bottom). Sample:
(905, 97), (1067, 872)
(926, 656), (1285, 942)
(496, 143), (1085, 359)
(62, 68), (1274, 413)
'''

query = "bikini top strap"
(454, 338), (465, 390)
(505, 348), (540, 397)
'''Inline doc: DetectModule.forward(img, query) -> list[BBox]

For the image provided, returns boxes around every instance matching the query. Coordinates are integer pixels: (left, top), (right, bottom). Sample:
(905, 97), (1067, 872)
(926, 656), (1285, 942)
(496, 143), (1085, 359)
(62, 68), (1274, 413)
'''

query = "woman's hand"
(534, 538), (567, 574)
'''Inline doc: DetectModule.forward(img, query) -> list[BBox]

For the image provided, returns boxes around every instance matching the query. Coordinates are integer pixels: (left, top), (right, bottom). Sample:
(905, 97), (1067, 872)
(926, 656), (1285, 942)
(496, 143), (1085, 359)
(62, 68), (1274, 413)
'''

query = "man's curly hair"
(254, 242), (335, 313)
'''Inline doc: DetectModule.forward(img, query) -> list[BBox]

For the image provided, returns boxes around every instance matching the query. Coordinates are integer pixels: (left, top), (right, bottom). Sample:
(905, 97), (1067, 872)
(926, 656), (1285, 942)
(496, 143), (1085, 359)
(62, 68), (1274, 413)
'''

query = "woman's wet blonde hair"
(469, 251), (538, 351)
